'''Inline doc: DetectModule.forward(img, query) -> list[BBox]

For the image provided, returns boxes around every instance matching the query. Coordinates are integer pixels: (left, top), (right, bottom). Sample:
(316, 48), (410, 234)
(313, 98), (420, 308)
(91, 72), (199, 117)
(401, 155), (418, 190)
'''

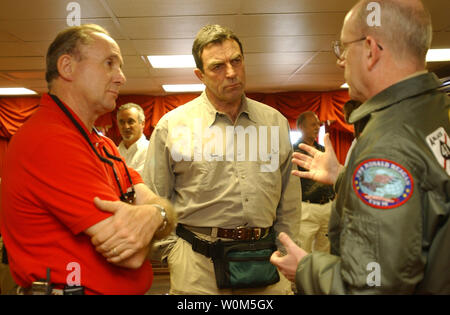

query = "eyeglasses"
(332, 36), (383, 61)
(102, 147), (136, 204)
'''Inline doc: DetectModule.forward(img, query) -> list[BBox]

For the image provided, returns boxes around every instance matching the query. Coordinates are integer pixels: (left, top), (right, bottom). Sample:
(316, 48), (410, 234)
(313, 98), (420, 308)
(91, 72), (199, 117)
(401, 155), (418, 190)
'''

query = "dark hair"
(192, 24), (244, 72)
(296, 111), (317, 130)
(45, 24), (110, 89)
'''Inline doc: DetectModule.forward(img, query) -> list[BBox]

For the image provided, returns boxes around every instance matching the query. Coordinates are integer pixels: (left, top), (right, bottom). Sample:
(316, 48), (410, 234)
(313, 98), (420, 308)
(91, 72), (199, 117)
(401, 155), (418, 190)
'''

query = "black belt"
(303, 199), (333, 205)
(176, 225), (273, 259)
(176, 225), (220, 258)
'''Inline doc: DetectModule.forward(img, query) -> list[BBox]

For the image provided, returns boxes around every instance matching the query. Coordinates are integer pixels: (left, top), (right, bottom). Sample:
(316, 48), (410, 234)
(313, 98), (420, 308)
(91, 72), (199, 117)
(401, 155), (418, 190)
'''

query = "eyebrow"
(109, 54), (124, 67)
(207, 53), (242, 68)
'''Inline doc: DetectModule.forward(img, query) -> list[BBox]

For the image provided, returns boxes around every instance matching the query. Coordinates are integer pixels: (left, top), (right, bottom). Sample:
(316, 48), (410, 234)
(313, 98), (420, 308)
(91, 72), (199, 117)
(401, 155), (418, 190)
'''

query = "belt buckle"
(253, 228), (261, 240)
(234, 226), (262, 240)
(234, 226), (246, 240)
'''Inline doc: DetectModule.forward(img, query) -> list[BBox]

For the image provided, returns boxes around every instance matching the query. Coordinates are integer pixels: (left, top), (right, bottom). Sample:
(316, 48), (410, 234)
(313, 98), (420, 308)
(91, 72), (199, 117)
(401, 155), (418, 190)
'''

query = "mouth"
(121, 132), (133, 139)
(108, 90), (119, 98)
(225, 83), (242, 90)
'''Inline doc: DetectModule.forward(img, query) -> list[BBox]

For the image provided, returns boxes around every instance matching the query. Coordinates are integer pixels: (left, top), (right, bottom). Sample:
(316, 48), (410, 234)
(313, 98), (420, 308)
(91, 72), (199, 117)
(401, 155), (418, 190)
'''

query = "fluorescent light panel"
(162, 84), (205, 92)
(147, 55), (195, 68)
(426, 49), (450, 62)
(0, 87), (37, 95)
(289, 125), (325, 146)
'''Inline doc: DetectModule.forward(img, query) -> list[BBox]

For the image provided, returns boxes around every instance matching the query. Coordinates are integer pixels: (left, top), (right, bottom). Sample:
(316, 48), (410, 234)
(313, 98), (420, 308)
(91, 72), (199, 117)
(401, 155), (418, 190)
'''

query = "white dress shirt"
(118, 134), (149, 177)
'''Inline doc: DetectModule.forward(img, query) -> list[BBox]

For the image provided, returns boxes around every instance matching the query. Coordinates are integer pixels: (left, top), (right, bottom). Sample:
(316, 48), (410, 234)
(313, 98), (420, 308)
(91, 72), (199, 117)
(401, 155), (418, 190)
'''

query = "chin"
(104, 100), (117, 112)
(348, 87), (367, 103)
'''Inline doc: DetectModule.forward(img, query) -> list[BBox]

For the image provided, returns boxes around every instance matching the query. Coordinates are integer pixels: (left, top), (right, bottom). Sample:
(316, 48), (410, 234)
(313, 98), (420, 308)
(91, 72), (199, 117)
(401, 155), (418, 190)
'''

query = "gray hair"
(351, 0), (432, 65)
(117, 103), (145, 123)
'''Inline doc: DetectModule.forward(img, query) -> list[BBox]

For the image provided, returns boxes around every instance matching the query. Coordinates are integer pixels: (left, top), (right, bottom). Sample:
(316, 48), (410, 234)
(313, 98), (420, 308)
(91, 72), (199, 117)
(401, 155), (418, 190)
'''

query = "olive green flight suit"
(295, 73), (450, 294)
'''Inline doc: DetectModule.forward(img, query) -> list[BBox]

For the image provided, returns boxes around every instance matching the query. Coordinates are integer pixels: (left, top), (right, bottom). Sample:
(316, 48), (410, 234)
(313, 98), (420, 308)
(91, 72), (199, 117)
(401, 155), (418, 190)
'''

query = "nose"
(225, 63), (237, 79)
(115, 67), (127, 86)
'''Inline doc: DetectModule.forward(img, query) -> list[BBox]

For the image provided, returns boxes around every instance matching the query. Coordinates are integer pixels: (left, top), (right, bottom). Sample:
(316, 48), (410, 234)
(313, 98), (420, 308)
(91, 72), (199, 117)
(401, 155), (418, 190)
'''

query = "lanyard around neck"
(48, 94), (135, 202)
(49, 94), (113, 166)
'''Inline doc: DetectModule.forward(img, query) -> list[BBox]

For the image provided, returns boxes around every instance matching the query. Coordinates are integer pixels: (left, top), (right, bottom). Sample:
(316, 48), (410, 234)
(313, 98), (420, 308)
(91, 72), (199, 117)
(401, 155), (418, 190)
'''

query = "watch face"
(153, 204), (168, 232)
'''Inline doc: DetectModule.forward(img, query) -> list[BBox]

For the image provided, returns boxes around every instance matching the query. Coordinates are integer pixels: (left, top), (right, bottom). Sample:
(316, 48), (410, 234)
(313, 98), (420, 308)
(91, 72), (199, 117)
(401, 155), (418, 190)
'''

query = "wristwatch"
(151, 204), (168, 232)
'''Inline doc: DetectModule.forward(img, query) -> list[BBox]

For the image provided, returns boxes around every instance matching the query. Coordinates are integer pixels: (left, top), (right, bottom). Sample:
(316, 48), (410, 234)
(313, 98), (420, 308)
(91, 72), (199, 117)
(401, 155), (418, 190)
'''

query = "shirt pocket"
(339, 210), (380, 288)
(188, 160), (227, 192)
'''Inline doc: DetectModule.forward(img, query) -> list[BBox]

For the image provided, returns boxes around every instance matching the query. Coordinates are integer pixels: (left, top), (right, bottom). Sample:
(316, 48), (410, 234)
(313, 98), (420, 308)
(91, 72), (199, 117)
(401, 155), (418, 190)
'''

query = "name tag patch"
(352, 159), (413, 209)
(426, 127), (450, 175)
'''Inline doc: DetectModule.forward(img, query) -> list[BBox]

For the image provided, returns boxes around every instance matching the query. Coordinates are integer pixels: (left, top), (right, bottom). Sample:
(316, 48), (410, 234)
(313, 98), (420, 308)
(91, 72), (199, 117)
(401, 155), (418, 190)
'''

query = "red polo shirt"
(0, 94), (152, 294)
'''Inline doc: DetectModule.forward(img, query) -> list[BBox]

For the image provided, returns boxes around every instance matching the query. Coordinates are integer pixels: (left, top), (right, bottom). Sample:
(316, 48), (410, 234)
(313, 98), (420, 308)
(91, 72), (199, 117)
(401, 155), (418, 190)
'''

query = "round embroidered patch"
(352, 159), (414, 209)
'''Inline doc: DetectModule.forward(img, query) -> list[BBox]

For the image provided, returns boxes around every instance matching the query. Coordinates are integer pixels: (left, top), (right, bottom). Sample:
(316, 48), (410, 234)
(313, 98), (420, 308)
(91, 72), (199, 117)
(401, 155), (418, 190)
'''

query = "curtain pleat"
(0, 90), (354, 175)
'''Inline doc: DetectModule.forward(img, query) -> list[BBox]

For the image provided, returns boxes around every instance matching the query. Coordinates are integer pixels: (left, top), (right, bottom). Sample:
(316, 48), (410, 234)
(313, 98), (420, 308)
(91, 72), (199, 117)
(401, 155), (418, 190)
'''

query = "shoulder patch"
(352, 159), (413, 209)
(426, 127), (450, 176)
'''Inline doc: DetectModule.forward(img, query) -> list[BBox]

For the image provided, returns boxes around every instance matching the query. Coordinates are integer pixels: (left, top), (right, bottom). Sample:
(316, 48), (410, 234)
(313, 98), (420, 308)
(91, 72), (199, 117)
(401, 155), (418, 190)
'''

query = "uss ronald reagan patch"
(353, 159), (413, 209)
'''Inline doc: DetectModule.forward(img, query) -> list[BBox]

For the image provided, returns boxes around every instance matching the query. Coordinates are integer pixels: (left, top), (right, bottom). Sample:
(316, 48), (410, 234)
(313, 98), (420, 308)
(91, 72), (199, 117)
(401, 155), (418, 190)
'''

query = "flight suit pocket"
(339, 211), (380, 288)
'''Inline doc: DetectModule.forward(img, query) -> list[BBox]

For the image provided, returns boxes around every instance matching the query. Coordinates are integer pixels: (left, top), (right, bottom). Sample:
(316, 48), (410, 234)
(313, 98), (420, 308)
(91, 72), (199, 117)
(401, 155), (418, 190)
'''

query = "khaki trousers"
(167, 233), (292, 295)
(0, 237), (18, 295)
(299, 201), (332, 253)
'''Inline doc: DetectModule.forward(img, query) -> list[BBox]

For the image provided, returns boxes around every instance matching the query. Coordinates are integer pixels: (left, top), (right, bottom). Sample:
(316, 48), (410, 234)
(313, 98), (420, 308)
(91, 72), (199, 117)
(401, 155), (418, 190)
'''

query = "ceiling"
(0, 0), (449, 96)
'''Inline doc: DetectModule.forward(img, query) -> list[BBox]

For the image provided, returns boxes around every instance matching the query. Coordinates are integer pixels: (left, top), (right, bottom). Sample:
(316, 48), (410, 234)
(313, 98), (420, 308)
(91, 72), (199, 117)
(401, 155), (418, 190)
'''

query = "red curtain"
(0, 90), (354, 177)
(0, 97), (40, 177)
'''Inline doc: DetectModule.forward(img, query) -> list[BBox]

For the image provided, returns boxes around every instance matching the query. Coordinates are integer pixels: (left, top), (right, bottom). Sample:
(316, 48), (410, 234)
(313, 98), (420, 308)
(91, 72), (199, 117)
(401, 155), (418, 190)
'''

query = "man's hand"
(291, 133), (343, 185)
(90, 197), (163, 264)
(270, 232), (308, 282)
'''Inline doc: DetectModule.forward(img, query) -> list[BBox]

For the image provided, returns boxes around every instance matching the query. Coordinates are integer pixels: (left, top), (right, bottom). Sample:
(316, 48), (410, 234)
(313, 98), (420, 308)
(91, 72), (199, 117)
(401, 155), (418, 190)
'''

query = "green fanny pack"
(211, 232), (280, 289)
(176, 225), (280, 289)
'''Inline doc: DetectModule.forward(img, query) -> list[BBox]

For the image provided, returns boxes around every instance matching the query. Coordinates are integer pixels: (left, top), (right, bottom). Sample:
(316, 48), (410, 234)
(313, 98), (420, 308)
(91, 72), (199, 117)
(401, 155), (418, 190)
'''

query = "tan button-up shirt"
(144, 92), (301, 246)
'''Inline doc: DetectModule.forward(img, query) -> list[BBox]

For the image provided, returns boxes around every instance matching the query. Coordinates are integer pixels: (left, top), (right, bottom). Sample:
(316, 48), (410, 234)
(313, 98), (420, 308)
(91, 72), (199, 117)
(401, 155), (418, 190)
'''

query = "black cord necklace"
(49, 94), (135, 203)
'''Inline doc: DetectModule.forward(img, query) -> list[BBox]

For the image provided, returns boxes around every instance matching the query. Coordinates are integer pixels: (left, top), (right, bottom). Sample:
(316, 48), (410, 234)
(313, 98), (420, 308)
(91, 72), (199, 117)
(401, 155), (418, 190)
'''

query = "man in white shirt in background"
(117, 103), (149, 177)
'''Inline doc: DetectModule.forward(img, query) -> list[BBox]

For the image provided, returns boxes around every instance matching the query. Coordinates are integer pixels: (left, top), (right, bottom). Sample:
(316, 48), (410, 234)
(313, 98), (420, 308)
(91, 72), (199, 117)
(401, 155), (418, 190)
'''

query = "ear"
(56, 54), (76, 81)
(194, 68), (204, 82)
(365, 36), (381, 71)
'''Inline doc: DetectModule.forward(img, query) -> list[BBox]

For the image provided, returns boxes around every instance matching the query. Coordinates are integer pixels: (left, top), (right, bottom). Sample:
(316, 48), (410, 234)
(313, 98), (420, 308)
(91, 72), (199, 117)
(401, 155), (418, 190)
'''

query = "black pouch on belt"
(176, 225), (280, 289)
(212, 231), (280, 289)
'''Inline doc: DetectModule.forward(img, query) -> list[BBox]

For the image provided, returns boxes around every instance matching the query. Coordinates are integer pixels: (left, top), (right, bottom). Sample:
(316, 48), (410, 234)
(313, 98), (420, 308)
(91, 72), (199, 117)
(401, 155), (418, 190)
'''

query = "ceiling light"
(0, 87), (37, 95)
(162, 84), (205, 92)
(426, 49), (450, 62)
(147, 55), (196, 68)
(340, 83), (349, 89)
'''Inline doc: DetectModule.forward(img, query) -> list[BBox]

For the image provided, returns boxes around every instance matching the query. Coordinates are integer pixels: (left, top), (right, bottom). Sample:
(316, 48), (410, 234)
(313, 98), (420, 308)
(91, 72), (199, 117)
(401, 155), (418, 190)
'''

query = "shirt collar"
(43, 93), (100, 142)
(348, 72), (441, 124)
(119, 134), (146, 151)
(201, 91), (257, 127)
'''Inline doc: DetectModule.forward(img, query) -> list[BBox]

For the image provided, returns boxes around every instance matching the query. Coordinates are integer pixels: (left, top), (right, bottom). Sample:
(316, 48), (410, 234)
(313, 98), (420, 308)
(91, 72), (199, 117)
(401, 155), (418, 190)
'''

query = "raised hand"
(291, 133), (343, 185)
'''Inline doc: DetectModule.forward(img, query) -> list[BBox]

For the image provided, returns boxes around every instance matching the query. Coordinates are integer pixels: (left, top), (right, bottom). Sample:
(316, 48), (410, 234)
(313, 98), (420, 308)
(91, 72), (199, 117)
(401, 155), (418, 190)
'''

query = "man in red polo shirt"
(0, 24), (175, 294)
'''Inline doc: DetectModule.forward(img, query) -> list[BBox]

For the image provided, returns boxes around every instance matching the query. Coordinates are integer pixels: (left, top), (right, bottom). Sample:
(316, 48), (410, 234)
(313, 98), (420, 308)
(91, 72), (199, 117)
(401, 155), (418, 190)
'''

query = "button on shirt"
(118, 134), (149, 177)
(144, 92), (301, 245)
